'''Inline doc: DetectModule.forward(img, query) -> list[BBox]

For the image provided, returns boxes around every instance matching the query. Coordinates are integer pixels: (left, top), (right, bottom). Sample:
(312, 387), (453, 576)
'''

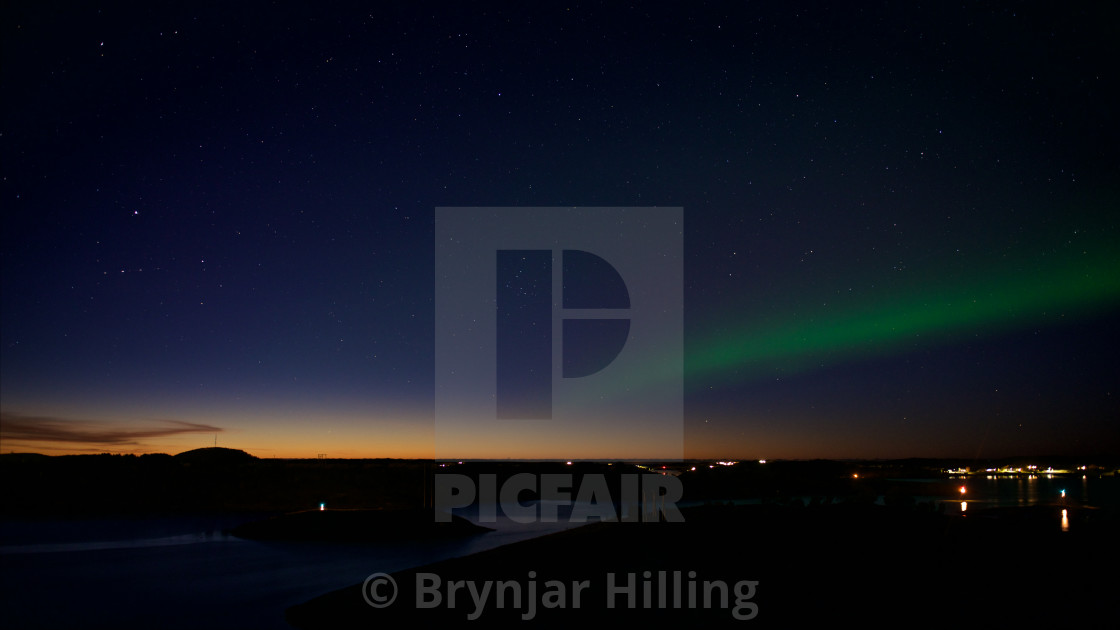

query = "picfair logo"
(435, 207), (683, 460)
(497, 249), (631, 419)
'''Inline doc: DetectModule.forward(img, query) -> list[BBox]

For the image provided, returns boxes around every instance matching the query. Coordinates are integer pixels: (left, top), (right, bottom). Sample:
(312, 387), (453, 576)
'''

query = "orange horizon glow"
(3, 407), (1107, 461)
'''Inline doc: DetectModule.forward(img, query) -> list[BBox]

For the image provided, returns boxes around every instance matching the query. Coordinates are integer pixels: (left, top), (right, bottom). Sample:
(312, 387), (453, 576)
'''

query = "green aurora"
(685, 235), (1120, 387)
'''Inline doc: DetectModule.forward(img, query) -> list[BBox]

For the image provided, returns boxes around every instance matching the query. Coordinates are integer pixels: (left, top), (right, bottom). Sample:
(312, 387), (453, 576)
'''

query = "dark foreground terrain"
(3, 450), (1117, 627)
(287, 501), (1119, 627)
(230, 507), (491, 541)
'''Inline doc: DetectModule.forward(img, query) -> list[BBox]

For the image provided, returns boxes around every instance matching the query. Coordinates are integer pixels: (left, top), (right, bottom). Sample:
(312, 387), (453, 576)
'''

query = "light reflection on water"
(932, 474), (1120, 535)
(0, 530), (238, 555)
(924, 474), (1120, 511)
(0, 505), (587, 630)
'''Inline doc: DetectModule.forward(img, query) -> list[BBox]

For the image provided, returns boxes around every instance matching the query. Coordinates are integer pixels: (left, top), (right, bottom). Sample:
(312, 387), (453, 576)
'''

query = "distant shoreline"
(3, 451), (1117, 518)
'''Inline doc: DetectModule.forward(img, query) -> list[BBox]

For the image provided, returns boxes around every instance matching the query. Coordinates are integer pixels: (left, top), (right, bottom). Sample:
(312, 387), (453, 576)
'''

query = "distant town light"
(960, 501), (967, 512)
(319, 503), (325, 511)
(959, 486), (967, 495)
(1061, 509), (1069, 532)
(1060, 489), (1066, 498)
(759, 459), (766, 464)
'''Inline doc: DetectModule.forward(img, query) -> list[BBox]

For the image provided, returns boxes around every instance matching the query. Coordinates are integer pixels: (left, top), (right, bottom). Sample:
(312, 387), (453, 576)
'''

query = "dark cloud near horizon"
(0, 414), (223, 446)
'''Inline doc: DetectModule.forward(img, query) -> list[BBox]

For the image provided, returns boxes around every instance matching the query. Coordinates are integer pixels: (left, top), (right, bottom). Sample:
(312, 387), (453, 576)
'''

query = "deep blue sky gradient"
(2, 3), (1117, 458)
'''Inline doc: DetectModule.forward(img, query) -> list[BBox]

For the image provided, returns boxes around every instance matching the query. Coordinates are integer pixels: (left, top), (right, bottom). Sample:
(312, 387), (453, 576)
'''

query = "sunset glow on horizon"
(2, 3), (1116, 463)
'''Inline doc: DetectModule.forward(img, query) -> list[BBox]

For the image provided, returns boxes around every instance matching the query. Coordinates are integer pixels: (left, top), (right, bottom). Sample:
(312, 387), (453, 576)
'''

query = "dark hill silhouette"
(173, 447), (256, 465)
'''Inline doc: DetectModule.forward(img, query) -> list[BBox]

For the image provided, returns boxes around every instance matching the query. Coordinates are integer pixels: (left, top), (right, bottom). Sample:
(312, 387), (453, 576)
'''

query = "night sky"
(2, 3), (1117, 459)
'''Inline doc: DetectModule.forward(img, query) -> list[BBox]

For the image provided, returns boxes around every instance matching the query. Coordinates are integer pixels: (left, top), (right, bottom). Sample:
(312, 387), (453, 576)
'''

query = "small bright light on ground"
(319, 503), (325, 511)
(566, 461), (572, 465)
(759, 459), (766, 464)
(959, 486), (967, 494)
(961, 501), (967, 512)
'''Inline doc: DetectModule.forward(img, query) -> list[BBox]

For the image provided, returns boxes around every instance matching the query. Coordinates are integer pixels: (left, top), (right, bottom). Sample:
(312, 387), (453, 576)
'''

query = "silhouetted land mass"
(287, 501), (1120, 628)
(2, 452), (1117, 517)
(173, 446), (257, 466)
(0, 449), (437, 516)
(3, 452), (1117, 624)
